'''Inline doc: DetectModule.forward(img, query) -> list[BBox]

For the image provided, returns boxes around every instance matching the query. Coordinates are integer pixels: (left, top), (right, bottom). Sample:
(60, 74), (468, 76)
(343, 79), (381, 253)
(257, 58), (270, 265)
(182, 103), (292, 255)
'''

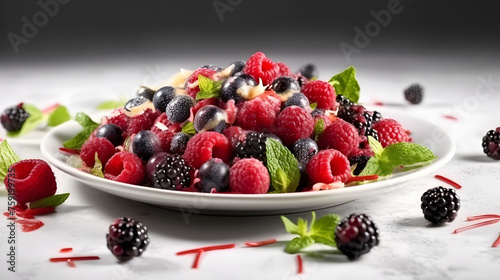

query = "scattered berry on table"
(198, 159), (230, 193)
(404, 84), (424, 104)
(152, 154), (192, 190)
(421, 186), (460, 224)
(274, 106), (315, 147)
(106, 217), (150, 261)
(104, 152), (145, 184)
(131, 130), (162, 162)
(306, 149), (351, 184)
(243, 52), (280, 86)
(335, 214), (380, 260)
(80, 137), (116, 167)
(229, 158), (270, 194)
(136, 86), (156, 101)
(95, 123), (123, 146)
(318, 118), (359, 157)
(292, 138), (319, 173)
(348, 155), (371, 176)
(482, 128), (500, 160)
(183, 131), (231, 169)
(221, 75), (256, 104)
(297, 63), (318, 80)
(170, 132), (191, 155)
(235, 131), (268, 163)
(193, 105), (227, 133)
(4, 159), (57, 206)
(372, 118), (410, 148)
(166, 95), (195, 124)
(153, 86), (176, 113)
(302, 80), (336, 110)
(1, 103), (30, 132)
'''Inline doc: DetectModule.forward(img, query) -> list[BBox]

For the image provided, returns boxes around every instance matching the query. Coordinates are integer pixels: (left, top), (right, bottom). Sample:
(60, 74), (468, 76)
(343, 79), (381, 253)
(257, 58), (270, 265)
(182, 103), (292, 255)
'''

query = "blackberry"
(1, 103), (30, 132)
(337, 104), (378, 139)
(372, 111), (382, 124)
(336, 94), (353, 108)
(421, 186), (460, 224)
(152, 154), (192, 190)
(335, 214), (380, 260)
(348, 155), (371, 175)
(235, 131), (268, 163)
(404, 84), (424, 104)
(106, 217), (150, 261)
(482, 128), (500, 160)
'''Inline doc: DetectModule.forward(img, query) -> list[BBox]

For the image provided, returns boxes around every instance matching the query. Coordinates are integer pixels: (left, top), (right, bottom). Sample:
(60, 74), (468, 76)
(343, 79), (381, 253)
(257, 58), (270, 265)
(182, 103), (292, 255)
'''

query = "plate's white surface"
(40, 109), (455, 215)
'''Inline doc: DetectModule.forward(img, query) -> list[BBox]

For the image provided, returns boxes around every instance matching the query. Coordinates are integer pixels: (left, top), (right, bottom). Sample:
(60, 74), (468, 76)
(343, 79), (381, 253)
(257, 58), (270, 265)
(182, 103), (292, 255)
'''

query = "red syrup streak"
(492, 233), (500, 248)
(41, 103), (61, 114)
(176, 243), (236, 255)
(60, 248), (73, 253)
(345, 174), (379, 185)
(453, 219), (500, 234)
(244, 238), (277, 247)
(59, 147), (81, 155)
(434, 175), (462, 189)
(297, 255), (303, 274)
(467, 214), (500, 221)
(67, 259), (76, 268)
(50, 256), (100, 262)
(16, 219), (44, 232)
(373, 101), (384, 106)
(192, 250), (203, 269)
(442, 115), (459, 121)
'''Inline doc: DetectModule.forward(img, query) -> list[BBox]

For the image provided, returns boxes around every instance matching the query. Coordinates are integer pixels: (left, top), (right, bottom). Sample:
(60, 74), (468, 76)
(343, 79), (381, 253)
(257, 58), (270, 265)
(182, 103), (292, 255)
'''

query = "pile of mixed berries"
(67, 52), (412, 194)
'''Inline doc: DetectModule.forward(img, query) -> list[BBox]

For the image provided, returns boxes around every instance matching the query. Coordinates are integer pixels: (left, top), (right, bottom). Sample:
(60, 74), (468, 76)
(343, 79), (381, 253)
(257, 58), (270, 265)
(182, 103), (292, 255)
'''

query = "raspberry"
(273, 106), (314, 147)
(156, 130), (175, 153)
(276, 61), (295, 78)
(183, 132), (231, 169)
(104, 109), (130, 132)
(482, 128), (500, 160)
(404, 84), (424, 104)
(318, 119), (359, 157)
(335, 214), (380, 260)
(243, 52), (280, 85)
(234, 131), (268, 163)
(421, 186), (460, 224)
(306, 149), (351, 184)
(126, 108), (161, 137)
(4, 159), (57, 206)
(223, 125), (244, 149)
(235, 93), (281, 132)
(1, 103), (30, 132)
(80, 137), (116, 167)
(192, 97), (218, 117)
(152, 154), (192, 190)
(104, 151), (145, 185)
(106, 217), (150, 261)
(302, 80), (336, 110)
(150, 113), (172, 134)
(372, 119), (410, 148)
(229, 158), (270, 194)
(187, 68), (219, 98)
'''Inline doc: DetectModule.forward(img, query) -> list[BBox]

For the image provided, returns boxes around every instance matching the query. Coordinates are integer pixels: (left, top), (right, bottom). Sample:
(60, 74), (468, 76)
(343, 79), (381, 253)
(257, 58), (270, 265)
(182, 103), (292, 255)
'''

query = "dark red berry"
(335, 214), (380, 260)
(106, 217), (150, 261)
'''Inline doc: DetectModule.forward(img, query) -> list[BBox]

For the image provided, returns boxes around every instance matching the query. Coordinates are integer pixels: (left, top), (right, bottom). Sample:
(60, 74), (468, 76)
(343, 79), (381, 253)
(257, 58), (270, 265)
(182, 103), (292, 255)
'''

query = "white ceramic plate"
(0, 127), (49, 146)
(40, 109), (455, 215)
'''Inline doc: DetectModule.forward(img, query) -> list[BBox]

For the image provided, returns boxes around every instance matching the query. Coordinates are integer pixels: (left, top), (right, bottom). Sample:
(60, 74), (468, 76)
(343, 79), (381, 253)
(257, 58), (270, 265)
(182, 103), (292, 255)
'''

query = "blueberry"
(166, 95), (194, 123)
(132, 130), (161, 161)
(137, 86), (156, 101)
(292, 138), (319, 173)
(221, 75), (256, 104)
(311, 108), (324, 118)
(298, 63), (318, 80)
(170, 132), (191, 155)
(283, 93), (310, 110)
(230, 60), (246, 76)
(153, 86), (176, 113)
(124, 96), (149, 112)
(95, 123), (123, 146)
(193, 105), (227, 133)
(201, 64), (222, 71)
(198, 159), (230, 193)
(271, 77), (300, 96)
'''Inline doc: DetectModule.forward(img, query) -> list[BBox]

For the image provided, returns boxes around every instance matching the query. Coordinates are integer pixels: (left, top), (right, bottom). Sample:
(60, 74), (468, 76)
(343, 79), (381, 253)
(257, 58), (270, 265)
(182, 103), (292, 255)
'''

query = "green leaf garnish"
(96, 99), (127, 110)
(0, 140), (21, 181)
(196, 75), (222, 100)
(313, 118), (325, 141)
(62, 113), (99, 149)
(47, 105), (71, 127)
(310, 102), (318, 110)
(281, 211), (341, 254)
(29, 193), (70, 209)
(182, 121), (196, 135)
(91, 153), (104, 178)
(265, 138), (300, 193)
(6, 104), (43, 137)
(328, 66), (360, 103)
(360, 136), (437, 176)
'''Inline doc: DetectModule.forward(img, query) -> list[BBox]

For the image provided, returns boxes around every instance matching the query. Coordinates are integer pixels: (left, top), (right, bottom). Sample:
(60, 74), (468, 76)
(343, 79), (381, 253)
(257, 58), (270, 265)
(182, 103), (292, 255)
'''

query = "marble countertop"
(1, 52), (500, 280)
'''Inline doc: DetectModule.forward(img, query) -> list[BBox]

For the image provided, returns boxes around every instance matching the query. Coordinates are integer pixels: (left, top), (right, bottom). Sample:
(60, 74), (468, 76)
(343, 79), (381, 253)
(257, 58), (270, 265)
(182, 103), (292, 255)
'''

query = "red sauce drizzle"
(16, 219), (44, 232)
(60, 248), (73, 253)
(435, 175), (462, 189)
(41, 103), (61, 114)
(492, 233), (500, 248)
(176, 243), (236, 255)
(467, 214), (500, 221)
(67, 259), (76, 268)
(453, 219), (500, 234)
(442, 114), (459, 121)
(50, 256), (100, 262)
(59, 147), (81, 155)
(244, 238), (277, 247)
(192, 250), (203, 269)
(297, 255), (303, 274)
(345, 174), (379, 184)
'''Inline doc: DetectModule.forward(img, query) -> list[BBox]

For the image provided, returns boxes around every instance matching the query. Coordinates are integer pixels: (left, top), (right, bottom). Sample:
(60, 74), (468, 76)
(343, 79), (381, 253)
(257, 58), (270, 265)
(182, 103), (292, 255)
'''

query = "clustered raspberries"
(65, 52), (412, 194)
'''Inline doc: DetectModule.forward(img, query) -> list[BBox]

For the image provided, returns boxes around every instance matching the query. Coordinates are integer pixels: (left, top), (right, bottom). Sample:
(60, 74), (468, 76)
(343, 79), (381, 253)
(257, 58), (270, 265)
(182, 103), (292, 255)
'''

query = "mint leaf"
(382, 142), (437, 166)
(368, 136), (383, 157)
(265, 138), (300, 193)
(63, 113), (99, 149)
(0, 140), (21, 181)
(310, 102), (318, 110)
(96, 99), (126, 110)
(196, 75), (222, 100)
(29, 193), (70, 209)
(328, 66), (360, 103)
(359, 157), (381, 176)
(182, 121), (196, 135)
(313, 119), (325, 137)
(47, 105), (71, 127)
(7, 104), (43, 137)
(285, 236), (315, 254)
(281, 216), (300, 235)
(91, 153), (104, 178)
(310, 214), (340, 246)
